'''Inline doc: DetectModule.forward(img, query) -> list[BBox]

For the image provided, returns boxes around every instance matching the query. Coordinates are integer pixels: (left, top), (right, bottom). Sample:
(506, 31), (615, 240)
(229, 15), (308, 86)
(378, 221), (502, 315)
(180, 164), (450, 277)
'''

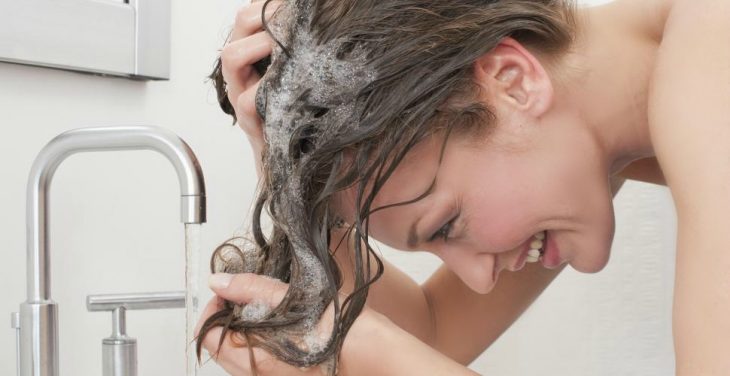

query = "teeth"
(525, 231), (547, 263)
(529, 239), (543, 249)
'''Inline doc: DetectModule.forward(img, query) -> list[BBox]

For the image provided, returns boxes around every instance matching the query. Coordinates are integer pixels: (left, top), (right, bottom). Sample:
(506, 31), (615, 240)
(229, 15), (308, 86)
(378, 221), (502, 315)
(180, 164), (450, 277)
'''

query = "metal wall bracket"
(0, 0), (171, 80)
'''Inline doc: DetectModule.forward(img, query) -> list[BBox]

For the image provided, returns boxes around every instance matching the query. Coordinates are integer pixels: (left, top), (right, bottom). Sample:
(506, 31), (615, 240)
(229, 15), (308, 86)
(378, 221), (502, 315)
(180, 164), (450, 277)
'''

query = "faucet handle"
(87, 291), (185, 312)
(86, 291), (185, 376)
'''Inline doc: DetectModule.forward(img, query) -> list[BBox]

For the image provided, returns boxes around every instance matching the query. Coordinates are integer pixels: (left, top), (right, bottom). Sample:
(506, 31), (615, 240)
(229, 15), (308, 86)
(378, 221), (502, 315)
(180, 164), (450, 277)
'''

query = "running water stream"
(185, 223), (202, 376)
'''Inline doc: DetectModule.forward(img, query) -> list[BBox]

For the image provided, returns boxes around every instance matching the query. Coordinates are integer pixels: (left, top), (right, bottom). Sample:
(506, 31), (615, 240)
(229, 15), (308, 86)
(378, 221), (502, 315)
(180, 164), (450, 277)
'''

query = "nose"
(439, 248), (497, 294)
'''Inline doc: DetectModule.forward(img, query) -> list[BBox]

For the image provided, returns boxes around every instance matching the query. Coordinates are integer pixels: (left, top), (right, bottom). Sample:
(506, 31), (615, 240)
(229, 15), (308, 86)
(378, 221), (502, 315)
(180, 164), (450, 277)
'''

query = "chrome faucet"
(15, 125), (207, 376)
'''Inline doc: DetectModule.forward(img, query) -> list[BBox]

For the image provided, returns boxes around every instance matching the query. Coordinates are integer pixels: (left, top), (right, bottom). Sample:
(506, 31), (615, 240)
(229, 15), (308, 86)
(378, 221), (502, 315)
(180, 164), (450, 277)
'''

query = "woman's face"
(335, 37), (618, 294)
(336, 114), (616, 294)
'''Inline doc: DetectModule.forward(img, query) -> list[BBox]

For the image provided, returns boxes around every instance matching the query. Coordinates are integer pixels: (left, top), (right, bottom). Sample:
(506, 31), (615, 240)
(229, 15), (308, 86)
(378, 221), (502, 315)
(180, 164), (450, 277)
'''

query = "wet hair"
(197, 0), (578, 374)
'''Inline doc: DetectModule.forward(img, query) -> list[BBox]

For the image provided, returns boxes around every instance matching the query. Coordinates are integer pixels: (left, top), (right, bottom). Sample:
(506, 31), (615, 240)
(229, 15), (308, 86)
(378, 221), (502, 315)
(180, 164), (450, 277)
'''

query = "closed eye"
(428, 214), (458, 243)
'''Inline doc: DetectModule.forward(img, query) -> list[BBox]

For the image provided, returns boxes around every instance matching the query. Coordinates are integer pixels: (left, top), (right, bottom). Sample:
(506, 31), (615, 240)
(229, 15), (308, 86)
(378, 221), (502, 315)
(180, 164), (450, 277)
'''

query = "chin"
(469, 280), (495, 295)
(475, 285), (495, 295)
(569, 245), (612, 273)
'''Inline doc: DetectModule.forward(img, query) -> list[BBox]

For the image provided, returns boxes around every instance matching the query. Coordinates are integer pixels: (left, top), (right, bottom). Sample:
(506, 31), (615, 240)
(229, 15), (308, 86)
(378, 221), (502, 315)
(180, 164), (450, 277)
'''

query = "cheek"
(465, 203), (529, 251)
(459, 167), (542, 251)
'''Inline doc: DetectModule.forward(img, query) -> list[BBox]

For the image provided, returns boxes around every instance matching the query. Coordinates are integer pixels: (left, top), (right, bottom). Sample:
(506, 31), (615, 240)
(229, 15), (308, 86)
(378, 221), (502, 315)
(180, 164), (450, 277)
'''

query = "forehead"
(332, 132), (447, 223)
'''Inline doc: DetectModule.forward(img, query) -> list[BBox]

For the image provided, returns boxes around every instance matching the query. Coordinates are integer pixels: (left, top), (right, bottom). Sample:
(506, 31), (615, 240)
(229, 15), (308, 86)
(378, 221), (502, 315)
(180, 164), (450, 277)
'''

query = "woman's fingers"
(208, 273), (289, 308)
(200, 326), (246, 358)
(222, 0), (281, 100)
(220, 31), (273, 104)
(198, 272), (345, 375)
(231, 0), (283, 41)
(236, 80), (266, 177)
(236, 79), (264, 137)
(220, 34), (267, 180)
(199, 314), (283, 375)
(200, 327), (253, 373)
(194, 293), (260, 373)
(218, 0), (285, 181)
(194, 296), (224, 340)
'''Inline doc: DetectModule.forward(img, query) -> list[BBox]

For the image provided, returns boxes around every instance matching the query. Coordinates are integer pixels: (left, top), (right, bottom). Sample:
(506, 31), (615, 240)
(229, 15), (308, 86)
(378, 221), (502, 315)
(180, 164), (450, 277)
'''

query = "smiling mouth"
(508, 231), (548, 272)
(493, 231), (548, 286)
(526, 231), (547, 263)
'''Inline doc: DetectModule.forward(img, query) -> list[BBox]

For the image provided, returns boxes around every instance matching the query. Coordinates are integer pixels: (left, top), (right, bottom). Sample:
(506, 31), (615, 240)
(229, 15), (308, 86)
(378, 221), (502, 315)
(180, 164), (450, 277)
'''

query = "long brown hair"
(197, 0), (578, 374)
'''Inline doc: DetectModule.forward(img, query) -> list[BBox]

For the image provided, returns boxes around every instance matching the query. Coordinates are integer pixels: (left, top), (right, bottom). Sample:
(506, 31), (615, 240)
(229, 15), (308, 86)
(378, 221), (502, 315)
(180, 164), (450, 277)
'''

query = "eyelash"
(429, 215), (459, 243)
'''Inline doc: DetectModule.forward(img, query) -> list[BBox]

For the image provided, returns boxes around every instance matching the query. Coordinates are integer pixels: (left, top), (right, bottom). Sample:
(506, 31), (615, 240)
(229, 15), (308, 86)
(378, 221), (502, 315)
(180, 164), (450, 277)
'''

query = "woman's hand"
(221, 0), (282, 177)
(194, 272), (378, 376)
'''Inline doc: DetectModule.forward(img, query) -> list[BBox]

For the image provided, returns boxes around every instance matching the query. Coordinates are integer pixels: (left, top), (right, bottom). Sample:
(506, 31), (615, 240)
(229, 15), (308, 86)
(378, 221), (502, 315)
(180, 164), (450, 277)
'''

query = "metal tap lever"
(11, 312), (20, 376)
(86, 291), (185, 376)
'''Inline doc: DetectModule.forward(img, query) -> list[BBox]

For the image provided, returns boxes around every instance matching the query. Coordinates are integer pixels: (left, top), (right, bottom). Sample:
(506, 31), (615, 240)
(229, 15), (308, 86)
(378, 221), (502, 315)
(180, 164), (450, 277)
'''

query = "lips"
(540, 231), (562, 268)
(513, 245), (530, 272)
(509, 233), (543, 272)
(495, 231), (554, 284)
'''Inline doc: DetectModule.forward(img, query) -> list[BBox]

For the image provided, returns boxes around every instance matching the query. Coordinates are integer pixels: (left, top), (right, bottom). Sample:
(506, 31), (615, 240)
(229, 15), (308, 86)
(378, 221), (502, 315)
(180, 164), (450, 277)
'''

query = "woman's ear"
(473, 37), (554, 118)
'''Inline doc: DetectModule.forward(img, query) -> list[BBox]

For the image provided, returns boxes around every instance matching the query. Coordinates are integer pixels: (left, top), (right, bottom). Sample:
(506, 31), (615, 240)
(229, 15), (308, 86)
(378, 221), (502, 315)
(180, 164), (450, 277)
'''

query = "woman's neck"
(556, 0), (671, 176)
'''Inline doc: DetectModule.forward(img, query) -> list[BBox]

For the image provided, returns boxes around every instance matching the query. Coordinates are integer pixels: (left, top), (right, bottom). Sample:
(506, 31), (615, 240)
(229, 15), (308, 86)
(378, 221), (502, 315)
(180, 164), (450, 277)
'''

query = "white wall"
(0, 0), (675, 375)
(1, 1), (250, 374)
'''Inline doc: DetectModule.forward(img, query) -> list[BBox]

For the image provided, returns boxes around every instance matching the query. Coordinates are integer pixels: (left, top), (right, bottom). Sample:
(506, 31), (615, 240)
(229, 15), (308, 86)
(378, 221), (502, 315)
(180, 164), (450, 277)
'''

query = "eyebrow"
(406, 180), (438, 249)
(407, 222), (421, 249)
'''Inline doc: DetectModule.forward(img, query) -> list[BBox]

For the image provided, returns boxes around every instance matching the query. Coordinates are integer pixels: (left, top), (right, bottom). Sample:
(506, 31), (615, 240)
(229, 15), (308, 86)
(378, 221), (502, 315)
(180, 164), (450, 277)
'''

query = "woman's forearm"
(330, 229), (436, 344)
(341, 311), (481, 376)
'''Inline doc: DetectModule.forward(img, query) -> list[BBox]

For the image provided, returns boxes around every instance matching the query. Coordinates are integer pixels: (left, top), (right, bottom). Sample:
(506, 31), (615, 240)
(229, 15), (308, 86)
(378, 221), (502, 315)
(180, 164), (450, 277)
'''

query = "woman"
(195, 0), (730, 374)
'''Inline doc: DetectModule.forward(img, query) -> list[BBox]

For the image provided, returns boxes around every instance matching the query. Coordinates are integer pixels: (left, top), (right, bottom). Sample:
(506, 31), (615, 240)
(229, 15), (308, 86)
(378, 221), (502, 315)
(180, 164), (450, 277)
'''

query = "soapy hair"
(197, 0), (577, 374)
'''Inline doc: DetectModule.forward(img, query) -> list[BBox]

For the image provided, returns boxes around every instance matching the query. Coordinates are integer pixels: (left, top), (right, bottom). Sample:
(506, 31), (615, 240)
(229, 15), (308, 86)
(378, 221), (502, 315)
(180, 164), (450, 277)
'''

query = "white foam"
(261, 0), (376, 165)
(303, 326), (328, 353)
(238, 299), (272, 321)
(248, 0), (379, 368)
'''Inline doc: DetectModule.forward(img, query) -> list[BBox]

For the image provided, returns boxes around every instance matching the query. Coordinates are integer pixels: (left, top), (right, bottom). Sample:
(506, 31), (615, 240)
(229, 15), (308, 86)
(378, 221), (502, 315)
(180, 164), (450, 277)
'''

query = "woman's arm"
(648, 0), (730, 374)
(340, 311), (480, 376)
(200, 272), (481, 376)
(332, 230), (564, 365)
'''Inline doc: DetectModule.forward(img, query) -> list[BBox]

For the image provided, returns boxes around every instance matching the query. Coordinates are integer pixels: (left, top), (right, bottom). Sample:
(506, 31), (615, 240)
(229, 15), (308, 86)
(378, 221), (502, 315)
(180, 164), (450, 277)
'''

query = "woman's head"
(334, 32), (619, 294)
(202, 0), (598, 372)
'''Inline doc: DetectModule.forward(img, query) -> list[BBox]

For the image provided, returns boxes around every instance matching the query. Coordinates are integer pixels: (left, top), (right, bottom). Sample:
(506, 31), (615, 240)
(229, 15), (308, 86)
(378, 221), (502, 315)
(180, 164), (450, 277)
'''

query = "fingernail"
(209, 273), (233, 290)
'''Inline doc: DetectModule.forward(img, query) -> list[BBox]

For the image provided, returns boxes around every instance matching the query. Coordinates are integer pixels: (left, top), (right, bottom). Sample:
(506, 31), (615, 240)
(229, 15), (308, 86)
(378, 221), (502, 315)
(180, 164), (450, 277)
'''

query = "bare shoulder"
(645, 3), (730, 372)
(605, 0), (675, 188)
(647, 0), (730, 210)
(605, 0), (675, 44)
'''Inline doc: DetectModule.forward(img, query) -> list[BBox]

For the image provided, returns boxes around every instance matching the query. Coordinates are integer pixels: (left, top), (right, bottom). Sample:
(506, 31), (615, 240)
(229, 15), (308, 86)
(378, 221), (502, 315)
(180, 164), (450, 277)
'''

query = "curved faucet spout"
(20, 125), (207, 376)
(26, 125), (206, 301)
